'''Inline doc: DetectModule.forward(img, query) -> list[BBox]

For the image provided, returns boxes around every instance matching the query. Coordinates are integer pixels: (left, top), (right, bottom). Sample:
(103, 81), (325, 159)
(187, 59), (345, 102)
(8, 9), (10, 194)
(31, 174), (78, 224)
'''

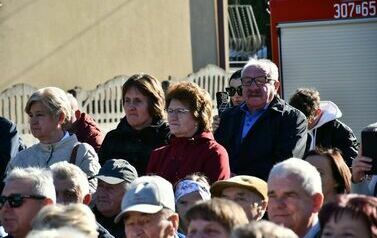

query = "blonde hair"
(31, 204), (98, 238)
(27, 227), (88, 238)
(25, 87), (72, 127)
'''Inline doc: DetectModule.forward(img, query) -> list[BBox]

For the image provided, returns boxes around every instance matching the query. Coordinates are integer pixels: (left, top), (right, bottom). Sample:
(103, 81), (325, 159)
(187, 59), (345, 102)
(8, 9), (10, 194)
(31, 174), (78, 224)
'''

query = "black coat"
(215, 97), (308, 181)
(311, 119), (359, 166)
(0, 117), (25, 192)
(98, 117), (170, 175)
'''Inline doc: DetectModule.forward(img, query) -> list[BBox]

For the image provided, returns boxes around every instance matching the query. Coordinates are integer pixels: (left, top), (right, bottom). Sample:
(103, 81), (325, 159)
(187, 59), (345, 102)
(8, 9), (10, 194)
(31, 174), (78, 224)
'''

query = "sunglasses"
(0, 194), (46, 209)
(225, 86), (243, 96)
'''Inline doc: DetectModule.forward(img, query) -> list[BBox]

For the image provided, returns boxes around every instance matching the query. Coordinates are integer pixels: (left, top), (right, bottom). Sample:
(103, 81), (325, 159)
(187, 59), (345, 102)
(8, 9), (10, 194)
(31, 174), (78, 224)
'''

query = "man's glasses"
(166, 108), (190, 117)
(0, 194), (46, 209)
(241, 76), (272, 87)
(225, 86), (242, 96)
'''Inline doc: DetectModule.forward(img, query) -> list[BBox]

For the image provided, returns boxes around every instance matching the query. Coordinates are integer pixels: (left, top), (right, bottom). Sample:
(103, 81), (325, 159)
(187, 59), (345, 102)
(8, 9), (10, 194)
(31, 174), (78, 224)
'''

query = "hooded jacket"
(98, 117), (170, 175)
(308, 101), (358, 166)
(147, 131), (230, 185)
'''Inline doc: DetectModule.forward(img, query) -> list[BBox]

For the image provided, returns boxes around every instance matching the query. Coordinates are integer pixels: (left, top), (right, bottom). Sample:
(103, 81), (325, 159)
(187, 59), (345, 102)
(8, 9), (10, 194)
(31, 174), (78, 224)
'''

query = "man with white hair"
(50, 161), (114, 238)
(0, 167), (56, 238)
(215, 59), (307, 180)
(267, 158), (324, 238)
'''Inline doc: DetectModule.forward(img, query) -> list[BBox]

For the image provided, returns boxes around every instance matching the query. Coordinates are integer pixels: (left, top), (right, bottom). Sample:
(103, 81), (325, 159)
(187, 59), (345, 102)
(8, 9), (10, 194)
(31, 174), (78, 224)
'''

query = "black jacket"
(98, 117), (170, 175)
(0, 117), (25, 192)
(311, 119), (359, 166)
(215, 97), (308, 181)
(93, 206), (124, 238)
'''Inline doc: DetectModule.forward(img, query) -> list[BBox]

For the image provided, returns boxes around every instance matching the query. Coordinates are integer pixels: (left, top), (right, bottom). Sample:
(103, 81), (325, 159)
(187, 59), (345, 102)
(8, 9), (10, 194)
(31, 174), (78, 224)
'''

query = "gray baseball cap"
(95, 159), (138, 184)
(114, 175), (175, 223)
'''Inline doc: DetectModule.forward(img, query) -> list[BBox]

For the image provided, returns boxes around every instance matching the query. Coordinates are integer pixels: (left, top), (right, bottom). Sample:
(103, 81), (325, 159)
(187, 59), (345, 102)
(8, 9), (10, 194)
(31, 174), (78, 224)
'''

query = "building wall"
(0, 0), (225, 91)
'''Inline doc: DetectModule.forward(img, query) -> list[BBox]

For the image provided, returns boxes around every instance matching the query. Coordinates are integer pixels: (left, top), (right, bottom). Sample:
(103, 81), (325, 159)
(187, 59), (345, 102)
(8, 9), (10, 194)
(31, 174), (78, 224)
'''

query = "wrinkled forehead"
(241, 65), (269, 78)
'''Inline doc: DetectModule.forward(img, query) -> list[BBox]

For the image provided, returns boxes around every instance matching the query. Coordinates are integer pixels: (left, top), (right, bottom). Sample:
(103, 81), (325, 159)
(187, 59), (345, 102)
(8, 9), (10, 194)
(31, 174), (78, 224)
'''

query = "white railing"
(0, 65), (230, 146)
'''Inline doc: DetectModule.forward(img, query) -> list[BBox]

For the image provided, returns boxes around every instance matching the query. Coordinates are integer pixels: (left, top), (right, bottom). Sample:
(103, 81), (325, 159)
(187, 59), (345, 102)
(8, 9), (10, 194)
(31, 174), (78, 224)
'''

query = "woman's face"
(28, 101), (62, 143)
(305, 155), (337, 202)
(321, 213), (371, 238)
(167, 99), (198, 137)
(123, 87), (153, 130)
(229, 78), (244, 106)
(176, 191), (203, 229)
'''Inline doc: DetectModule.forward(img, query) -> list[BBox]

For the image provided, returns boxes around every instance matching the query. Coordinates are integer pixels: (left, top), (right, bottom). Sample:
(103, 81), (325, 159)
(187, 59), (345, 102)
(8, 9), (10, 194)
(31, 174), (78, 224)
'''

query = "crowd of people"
(0, 58), (376, 238)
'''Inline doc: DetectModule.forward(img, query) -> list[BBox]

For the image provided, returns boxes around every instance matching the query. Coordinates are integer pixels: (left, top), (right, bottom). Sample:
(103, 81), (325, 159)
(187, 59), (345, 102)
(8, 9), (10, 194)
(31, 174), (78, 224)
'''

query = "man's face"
(0, 179), (47, 238)
(187, 219), (229, 238)
(221, 186), (265, 221)
(54, 178), (82, 204)
(267, 175), (317, 236)
(124, 211), (178, 238)
(241, 66), (279, 111)
(95, 180), (125, 217)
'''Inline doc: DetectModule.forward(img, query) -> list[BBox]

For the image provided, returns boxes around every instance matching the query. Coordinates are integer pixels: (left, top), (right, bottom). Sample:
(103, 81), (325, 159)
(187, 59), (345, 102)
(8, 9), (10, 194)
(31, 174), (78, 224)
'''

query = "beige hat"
(210, 175), (268, 201)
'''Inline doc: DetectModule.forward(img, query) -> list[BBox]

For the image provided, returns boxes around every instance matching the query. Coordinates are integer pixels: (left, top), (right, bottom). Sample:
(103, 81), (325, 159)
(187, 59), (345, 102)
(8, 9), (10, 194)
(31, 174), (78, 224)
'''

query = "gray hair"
(242, 59), (279, 81)
(231, 220), (298, 238)
(5, 167), (56, 202)
(268, 158), (322, 195)
(25, 87), (72, 127)
(31, 203), (98, 238)
(50, 161), (90, 197)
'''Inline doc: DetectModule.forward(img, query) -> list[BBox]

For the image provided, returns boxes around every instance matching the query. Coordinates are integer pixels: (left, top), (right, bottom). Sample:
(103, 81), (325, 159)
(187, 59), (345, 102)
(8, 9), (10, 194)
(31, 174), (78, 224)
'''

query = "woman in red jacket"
(147, 81), (230, 185)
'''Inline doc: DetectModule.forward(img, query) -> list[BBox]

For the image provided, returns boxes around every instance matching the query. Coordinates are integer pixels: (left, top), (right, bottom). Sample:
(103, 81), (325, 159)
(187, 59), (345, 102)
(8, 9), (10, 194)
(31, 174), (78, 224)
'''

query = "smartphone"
(362, 122), (377, 174)
(216, 92), (230, 116)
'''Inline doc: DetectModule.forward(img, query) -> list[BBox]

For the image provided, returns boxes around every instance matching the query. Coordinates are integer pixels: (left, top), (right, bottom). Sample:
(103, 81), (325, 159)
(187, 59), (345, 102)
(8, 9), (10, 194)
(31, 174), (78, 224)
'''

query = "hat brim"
(210, 181), (266, 200)
(114, 204), (164, 223)
(96, 175), (124, 185)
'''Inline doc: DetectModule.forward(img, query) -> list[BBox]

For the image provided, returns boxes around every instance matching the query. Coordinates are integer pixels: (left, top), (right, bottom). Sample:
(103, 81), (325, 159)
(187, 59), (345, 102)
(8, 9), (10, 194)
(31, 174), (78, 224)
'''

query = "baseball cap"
(210, 175), (268, 201)
(114, 175), (175, 223)
(95, 159), (138, 184)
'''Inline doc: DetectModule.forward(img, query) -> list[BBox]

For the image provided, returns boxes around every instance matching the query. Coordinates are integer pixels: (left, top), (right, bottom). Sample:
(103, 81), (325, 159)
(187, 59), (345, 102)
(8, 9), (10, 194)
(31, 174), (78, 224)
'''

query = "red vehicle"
(270, 0), (377, 139)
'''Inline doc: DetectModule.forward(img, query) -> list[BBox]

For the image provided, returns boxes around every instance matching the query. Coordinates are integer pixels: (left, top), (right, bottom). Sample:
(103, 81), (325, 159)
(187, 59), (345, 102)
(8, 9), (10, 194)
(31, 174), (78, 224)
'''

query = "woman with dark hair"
(98, 74), (170, 175)
(304, 148), (351, 203)
(147, 81), (230, 185)
(319, 194), (377, 238)
(225, 69), (244, 107)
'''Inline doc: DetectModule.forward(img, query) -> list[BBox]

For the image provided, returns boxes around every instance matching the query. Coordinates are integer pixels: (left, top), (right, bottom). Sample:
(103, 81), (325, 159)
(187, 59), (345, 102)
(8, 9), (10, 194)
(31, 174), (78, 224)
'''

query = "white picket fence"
(0, 64), (230, 146)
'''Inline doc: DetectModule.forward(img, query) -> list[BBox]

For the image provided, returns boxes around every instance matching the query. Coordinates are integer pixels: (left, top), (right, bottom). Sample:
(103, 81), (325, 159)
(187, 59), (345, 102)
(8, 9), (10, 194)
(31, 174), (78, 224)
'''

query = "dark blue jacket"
(215, 96), (307, 180)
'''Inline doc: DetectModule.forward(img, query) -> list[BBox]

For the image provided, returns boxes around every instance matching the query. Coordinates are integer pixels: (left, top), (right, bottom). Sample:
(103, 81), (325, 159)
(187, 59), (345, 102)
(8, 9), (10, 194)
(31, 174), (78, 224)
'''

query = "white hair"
(5, 167), (56, 203)
(242, 59), (279, 81)
(50, 161), (90, 197)
(268, 158), (322, 195)
(26, 227), (88, 238)
(231, 220), (298, 238)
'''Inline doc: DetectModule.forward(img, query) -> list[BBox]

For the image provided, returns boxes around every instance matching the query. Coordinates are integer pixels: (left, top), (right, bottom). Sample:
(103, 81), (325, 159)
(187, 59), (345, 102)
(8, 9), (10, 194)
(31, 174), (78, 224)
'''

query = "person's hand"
(212, 115), (221, 132)
(351, 155), (372, 183)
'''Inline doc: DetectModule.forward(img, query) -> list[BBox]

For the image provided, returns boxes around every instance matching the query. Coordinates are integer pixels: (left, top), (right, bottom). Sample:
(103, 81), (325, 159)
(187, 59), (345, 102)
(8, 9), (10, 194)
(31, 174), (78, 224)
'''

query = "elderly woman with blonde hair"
(147, 81), (230, 185)
(6, 87), (100, 191)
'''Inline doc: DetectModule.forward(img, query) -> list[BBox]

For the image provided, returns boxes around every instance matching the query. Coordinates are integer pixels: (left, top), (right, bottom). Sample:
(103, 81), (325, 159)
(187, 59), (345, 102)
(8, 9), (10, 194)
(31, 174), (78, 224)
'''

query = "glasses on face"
(166, 108), (190, 117)
(225, 86), (243, 96)
(0, 194), (46, 209)
(241, 76), (272, 87)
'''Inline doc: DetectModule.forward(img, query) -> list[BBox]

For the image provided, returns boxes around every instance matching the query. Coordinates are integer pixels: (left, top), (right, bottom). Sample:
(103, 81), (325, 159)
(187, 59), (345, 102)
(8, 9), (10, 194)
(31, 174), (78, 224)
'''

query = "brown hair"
(289, 88), (320, 121)
(304, 147), (351, 194)
(319, 195), (377, 237)
(185, 198), (248, 233)
(122, 73), (165, 121)
(166, 81), (213, 132)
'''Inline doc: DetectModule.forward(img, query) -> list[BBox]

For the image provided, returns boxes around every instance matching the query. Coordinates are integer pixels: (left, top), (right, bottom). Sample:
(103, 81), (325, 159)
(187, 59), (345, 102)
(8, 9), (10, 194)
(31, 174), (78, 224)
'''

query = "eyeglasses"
(225, 86), (243, 96)
(0, 194), (46, 209)
(241, 76), (273, 87)
(166, 108), (190, 117)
